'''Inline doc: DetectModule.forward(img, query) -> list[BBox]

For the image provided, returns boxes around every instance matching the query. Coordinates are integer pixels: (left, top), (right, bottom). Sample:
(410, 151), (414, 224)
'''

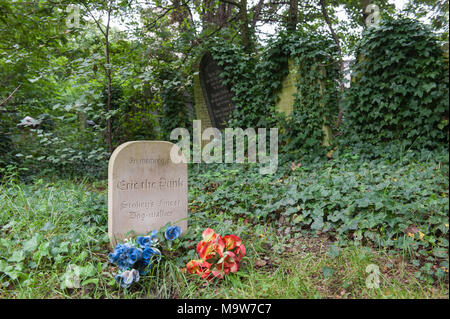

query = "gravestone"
(275, 59), (298, 116)
(275, 58), (333, 146)
(194, 52), (235, 130)
(108, 141), (188, 246)
(193, 70), (212, 130)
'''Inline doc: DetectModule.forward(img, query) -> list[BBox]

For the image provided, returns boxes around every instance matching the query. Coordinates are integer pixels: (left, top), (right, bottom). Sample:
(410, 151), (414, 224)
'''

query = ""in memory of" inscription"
(128, 157), (170, 165)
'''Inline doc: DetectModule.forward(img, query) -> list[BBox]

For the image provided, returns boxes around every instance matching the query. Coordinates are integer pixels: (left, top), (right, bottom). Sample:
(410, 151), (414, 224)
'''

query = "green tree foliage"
(1, 1), (449, 177)
(404, 0), (449, 40)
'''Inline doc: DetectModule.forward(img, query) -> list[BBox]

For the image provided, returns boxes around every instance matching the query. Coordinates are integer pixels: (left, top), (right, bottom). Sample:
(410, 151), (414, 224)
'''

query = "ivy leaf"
(8, 251), (25, 263)
(41, 221), (55, 232)
(322, 267), (334, 279)
(328, 244), (340, 259)
(23, 234), (41, 253)
(422, 83), (436, 93)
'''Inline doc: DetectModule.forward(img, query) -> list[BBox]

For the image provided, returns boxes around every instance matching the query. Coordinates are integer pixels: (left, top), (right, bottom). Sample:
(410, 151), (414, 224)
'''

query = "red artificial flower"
(186, 259), (212, 279)
(202, 228), (218, 242)
(234, 243), (246, 262)
(196, 231), (225, 261)
(217, 251), (240, 273)
(186, 228), (246, 281)
(223, 234), (246, 262)
(223, 235), (241, 250)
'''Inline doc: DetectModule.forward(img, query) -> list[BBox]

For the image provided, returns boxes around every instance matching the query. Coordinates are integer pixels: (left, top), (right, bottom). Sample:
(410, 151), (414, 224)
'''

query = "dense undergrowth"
(190, 144), (449, 282)
(0, 144), (448, 298)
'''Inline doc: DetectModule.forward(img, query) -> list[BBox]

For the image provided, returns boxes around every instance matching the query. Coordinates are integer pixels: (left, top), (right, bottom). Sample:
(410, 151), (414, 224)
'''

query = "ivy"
(205, 31), (340, 155)
(157, 68), (193, 139)
(189, 145), (449, 282)
(342, 17), (449, 148)
(0, 117), (14, 171)
(207, 39), (268, 128)
(275, 31), (340, 152)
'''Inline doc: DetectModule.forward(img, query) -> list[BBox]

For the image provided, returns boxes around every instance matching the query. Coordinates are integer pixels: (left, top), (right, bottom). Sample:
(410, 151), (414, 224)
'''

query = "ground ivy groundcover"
(0, 145), (448, 298)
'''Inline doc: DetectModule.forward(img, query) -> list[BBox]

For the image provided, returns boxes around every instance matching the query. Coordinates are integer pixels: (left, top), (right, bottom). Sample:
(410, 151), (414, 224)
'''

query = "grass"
(0, 149), (448, 299)
(180, 235), (448, 299)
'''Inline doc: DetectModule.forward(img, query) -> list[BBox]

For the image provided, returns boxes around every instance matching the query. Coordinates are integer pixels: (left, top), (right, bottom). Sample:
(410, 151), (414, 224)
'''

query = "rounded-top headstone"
(198, 52), (235, 130)
(108, 141), (187, 246)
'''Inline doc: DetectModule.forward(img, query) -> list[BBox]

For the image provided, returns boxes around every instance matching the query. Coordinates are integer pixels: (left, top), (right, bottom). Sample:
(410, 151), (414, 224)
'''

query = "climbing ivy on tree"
(0, 113), (14, 170)
(158, 68), (193, 139)
(342, 17), (449, 148)
(207, 39), (267, 128)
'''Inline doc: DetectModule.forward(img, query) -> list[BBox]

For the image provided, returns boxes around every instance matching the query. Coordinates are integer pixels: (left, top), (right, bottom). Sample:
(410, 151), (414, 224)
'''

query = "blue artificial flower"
(114, 269), (140, 288)
(109, 243), (128, 267)
(136, 236), (151, 248)
(137, 247), (162, 275)
(142, 247), (161, 264)
(109, 243), (143, 270)
(127, 246), (142, 266)
(165, 225), (182, 241)
(136, 230), (158, 248)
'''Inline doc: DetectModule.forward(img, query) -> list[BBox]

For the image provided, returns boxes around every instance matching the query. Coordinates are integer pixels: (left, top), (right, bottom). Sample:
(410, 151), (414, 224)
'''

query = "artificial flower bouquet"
(108, 226), (245, 288)
(109, 224), (182, 288)
(186, 228), (246, 281)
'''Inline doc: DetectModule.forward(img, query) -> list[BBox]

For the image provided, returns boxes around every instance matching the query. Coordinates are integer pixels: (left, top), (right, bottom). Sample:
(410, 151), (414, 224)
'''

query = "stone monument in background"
(193, 52), (235, 130)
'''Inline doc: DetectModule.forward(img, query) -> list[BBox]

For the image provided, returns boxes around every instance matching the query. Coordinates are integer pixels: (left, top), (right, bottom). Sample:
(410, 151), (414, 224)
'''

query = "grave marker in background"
(275, 59), (298, 116)
(194, 52), (235, 130)
(275, 59), (333, 146)
(193, 70), (212, 130)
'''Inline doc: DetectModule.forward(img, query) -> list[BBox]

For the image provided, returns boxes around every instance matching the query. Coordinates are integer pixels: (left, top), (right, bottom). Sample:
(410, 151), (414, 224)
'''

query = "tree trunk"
(105, 6), (113, 154)
(251, 0), (265, 29)
(361, 0), (372, 27)
(239, 0), (253, 52)
(80, 1), (114, 152)
(287, 0), (298, 32)
(319, 0), (345, 126)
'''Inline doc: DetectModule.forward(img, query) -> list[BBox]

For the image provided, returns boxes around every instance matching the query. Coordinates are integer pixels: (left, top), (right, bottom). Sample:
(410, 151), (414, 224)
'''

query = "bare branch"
(0, 85), (21, 107)
(181, 12), (241, 63)
(251, 0), (265, 29)
(78, 0), (107, 37)
(218, 0), (241, 7)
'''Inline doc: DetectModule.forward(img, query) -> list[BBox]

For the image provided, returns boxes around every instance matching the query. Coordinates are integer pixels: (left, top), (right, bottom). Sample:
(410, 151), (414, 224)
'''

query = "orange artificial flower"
(186, 228), (246, 281)
(202, 228), (218, 242)
(223, 234), (241, 250)
(186, 259), (212, 279)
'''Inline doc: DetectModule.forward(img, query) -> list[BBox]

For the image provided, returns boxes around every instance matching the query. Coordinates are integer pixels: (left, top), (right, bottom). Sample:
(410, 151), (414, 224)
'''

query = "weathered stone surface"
(193, 70), (212, 129)
(275, 59), (333, 146)
(108, 141), (187, 246)
(198, 52), (235, 129)
(275, 59), (297, 116)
